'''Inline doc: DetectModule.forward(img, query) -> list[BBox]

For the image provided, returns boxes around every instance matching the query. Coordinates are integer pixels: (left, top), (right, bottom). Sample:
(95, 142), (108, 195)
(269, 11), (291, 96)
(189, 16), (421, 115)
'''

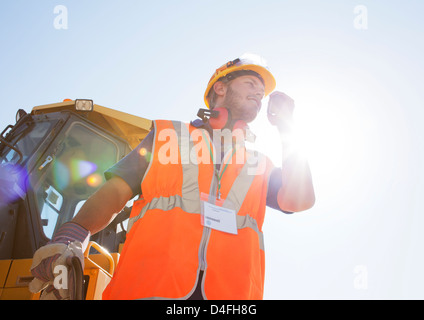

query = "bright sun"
(250, 86), (369, 204)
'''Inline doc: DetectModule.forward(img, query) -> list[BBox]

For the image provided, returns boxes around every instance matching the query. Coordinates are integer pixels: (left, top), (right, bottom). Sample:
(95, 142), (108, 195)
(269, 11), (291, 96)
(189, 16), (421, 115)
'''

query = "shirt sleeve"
(104, 129), (154, 198)
(266, 167), (293, 214)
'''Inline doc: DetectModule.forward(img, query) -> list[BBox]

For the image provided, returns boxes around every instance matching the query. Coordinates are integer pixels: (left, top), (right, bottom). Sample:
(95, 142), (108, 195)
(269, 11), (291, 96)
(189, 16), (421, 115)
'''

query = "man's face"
(221, 75), (265, 123)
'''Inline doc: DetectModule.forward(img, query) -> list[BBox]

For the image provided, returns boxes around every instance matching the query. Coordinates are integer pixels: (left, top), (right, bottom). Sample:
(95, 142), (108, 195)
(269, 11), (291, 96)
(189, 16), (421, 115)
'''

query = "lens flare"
(52, 159), (98, 190)
(0, 163), (28, 205)
(71, 159), (97, 180)
(86, 173), (103, 188)
(139, 147), (151, 161)
(139, 148), (147, 156)
(52, 161), (70, 191)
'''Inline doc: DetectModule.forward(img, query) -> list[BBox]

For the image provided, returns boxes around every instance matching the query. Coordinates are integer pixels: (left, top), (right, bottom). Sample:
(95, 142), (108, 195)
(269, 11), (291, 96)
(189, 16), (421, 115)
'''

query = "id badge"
(200, 193), (238, 235)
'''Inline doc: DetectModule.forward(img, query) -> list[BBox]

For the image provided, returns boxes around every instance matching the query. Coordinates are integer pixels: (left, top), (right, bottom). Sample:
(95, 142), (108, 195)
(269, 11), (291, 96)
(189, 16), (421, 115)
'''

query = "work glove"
(29, 222), (90, 300)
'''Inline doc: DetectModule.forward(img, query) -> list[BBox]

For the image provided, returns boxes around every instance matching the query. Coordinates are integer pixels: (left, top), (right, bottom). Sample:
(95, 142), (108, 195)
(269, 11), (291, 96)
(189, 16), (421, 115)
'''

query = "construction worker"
(29, 53), (315, 300)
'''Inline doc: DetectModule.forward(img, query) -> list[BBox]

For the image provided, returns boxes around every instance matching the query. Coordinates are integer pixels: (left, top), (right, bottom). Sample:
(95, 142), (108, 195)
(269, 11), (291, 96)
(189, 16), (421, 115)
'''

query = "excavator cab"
(0, 100), (151, 299)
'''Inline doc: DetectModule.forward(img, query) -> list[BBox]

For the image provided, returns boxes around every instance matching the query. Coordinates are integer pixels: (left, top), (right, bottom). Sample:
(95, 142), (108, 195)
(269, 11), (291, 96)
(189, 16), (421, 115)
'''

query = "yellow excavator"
(0, 99), (151, 299)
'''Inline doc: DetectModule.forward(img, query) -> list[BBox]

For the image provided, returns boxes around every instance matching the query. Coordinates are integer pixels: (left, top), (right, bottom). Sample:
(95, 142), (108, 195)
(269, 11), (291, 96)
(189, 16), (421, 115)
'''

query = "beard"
(222, 85), (259, 123)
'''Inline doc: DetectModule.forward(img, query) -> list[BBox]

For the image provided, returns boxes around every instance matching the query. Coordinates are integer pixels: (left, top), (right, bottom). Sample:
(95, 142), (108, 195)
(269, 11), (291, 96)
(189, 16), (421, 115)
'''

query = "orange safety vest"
(102, 120), (274, 300)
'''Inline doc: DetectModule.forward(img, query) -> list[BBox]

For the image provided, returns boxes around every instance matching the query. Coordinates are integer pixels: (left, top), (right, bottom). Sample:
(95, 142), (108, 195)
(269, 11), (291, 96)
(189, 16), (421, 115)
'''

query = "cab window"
(35, 123), (119, 238)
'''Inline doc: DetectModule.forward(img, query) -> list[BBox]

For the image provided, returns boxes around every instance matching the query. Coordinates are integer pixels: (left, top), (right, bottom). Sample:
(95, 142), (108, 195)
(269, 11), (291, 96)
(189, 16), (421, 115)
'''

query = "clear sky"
(1, 0), (423, 299)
